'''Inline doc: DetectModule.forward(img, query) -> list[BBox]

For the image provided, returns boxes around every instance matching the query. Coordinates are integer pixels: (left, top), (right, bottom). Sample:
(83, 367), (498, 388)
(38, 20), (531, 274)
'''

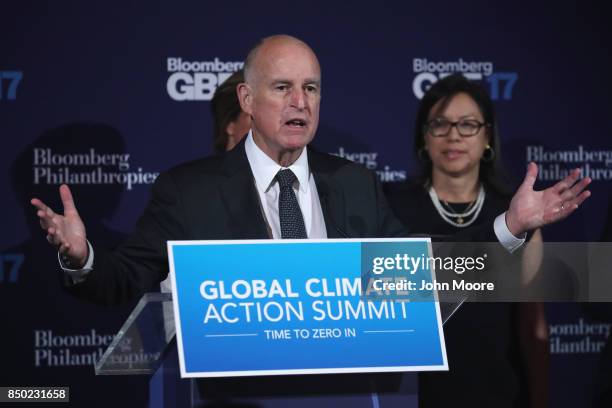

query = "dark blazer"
(68, 141), (408, 304)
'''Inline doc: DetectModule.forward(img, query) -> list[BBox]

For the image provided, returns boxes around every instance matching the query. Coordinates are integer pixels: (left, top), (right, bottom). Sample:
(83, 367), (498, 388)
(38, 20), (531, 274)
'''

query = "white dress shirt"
(244, 131), (327, 239)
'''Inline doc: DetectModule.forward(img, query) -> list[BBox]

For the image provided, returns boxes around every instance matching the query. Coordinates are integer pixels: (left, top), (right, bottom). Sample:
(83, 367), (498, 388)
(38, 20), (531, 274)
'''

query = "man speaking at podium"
(31, 35), (590, 305)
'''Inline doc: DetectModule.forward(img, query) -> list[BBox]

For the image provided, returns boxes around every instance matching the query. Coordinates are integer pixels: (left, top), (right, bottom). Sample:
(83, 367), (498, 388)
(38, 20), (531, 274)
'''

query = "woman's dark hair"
(211, 69), (245, 153)
(414, 73), (512, 196)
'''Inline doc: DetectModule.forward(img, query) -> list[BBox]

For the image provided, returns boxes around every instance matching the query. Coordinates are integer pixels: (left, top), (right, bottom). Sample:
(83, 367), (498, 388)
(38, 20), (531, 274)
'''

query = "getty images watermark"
(362, 242), (612, 303)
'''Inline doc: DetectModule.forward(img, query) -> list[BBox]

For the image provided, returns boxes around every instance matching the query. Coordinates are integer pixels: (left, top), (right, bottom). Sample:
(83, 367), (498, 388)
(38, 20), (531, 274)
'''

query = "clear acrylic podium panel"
(95, 292), (175, 375)
(92, 292), (466, 407)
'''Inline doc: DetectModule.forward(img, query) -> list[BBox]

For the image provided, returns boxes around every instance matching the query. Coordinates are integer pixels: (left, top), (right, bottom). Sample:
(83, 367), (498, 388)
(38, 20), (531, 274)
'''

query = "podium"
(95, 292), (422, 408)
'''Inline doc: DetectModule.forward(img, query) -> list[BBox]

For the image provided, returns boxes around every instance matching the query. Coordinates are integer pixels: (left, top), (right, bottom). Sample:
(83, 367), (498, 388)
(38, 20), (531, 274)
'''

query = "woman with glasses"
(386, 73), (548, 407)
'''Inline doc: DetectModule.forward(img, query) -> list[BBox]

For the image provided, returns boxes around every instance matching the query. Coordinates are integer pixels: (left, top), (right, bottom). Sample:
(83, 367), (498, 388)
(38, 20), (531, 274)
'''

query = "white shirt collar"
(244, 130), (310, 194)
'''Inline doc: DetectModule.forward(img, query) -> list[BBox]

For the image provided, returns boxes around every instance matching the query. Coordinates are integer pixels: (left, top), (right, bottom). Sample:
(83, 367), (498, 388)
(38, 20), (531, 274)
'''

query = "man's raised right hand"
(31, 184), (88, 268)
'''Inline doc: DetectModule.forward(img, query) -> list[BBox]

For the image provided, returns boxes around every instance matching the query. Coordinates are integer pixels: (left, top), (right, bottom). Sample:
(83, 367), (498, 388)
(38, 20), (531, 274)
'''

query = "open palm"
(31, 184), (88, 267)
(506, 163), (591, 236)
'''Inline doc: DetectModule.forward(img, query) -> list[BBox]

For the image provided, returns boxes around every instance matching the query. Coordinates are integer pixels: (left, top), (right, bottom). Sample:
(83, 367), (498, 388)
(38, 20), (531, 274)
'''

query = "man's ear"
(237, 83), (252, 115)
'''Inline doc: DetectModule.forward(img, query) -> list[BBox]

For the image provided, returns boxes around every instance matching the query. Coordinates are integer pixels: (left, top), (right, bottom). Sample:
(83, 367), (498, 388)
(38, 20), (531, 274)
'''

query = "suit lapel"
(309, 149), (347, 238)
(217, 143), (347, 239)
(218, 141), (270, 239)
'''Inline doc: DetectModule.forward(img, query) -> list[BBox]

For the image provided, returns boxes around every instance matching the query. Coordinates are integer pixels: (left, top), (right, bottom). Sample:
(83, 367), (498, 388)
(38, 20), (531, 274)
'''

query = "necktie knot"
(276, 169), (297, 189)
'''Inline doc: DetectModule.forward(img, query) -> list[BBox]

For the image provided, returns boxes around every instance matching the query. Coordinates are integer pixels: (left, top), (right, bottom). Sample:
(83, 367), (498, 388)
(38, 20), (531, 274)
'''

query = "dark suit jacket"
(68, 141), (409, 304)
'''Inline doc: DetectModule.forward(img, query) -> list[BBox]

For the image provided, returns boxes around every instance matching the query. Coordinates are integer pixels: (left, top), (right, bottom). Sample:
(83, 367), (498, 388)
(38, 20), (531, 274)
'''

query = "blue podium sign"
(168, 238), (447, 378)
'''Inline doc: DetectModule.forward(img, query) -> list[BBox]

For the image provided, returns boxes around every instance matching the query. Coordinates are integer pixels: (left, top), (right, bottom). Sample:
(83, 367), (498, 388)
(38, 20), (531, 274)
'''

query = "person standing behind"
(210, 69), (251, 153)
(386, 74), (548, 407)
(584, 199), (612, 407)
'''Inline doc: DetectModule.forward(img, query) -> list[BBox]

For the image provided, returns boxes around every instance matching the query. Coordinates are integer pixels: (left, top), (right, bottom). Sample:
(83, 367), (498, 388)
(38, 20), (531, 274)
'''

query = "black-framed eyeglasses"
(425, 118), (489, 137)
